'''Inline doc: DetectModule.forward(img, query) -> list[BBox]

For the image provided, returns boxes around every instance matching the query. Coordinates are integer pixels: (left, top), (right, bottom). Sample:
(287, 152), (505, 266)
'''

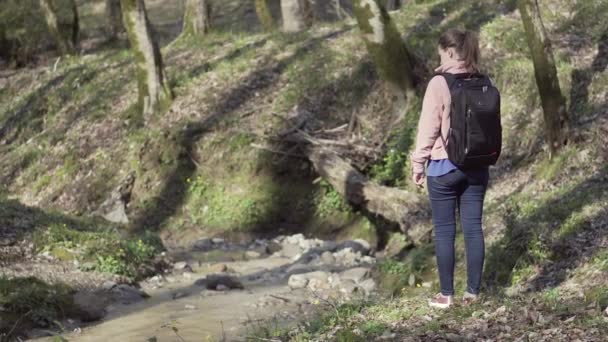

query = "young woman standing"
(411, 29), (492, 309)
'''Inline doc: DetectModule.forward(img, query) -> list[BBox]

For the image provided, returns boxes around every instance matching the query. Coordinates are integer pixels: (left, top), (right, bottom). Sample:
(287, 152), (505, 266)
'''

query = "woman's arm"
(411, 76), (447, 175)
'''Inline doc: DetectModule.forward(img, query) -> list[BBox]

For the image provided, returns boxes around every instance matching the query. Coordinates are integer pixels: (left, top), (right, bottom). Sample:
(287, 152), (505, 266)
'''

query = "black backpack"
(440, 73), (502, 168)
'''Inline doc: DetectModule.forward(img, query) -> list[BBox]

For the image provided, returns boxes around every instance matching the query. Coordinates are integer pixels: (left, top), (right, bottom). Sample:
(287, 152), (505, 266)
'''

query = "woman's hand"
(412, 173), (425, 187)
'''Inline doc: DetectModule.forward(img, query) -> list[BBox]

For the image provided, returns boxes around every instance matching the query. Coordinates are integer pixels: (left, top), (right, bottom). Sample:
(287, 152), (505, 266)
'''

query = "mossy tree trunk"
(121, 0), (172, 120)
(518, 0), (568, 156)
(40, 0), (75, 55)
(182, 0), (211, 37)
(281, 0), (312, 33)
(307, 147), (430, 244)
(69, 0), (79, 47)
(352, 0), (415, 99)
(255, 0), (275, 31)
(106, 0), (124, 40)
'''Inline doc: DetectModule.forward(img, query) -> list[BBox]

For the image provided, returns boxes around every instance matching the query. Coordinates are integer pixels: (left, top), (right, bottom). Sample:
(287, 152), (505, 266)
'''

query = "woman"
(411, 28), (489, 309)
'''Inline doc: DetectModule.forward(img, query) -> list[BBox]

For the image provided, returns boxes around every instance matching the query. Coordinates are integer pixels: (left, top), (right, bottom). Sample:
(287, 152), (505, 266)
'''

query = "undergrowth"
(34, 223), (163, 280)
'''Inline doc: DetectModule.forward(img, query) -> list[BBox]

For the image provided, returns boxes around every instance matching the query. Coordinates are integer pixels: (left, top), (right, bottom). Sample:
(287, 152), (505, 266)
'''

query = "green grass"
(34, 223), (162, 280)
(0, 276), (74, 337)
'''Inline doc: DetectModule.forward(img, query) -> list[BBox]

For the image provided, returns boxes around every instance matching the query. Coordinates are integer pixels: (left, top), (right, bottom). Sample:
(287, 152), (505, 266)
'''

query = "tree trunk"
(281, 0), (312, 32)
(255, 0), (275, 31)
(182, 0), (211, 36)
(518, 0), (568, 156)
(352, 0), (415, 99)
(306, 147), (430, 244)
(69, 0), (79, 47)
(383, 0), (401, 11)
(40, 0), (74, 55)
(106, 0), (124, 40)
(121, 0), (172, 120)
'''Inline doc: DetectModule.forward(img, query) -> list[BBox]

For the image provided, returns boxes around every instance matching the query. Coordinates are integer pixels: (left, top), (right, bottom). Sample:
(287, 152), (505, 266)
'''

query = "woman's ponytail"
(439, 29), (481, 72)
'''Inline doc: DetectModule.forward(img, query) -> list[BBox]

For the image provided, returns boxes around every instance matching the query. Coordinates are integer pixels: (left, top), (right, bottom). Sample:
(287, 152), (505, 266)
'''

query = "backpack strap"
(437, 72), (492, 90)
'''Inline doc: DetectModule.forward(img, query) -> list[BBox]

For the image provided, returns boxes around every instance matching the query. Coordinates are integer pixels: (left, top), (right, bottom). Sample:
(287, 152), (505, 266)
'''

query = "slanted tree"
(352, 0), (415, 99)
(182, 0), (211, 37)
(518, 0), (568, 156)
(281, 0), (312, 32)
(121, 0), (172, 120)
(255, 0), (275, 31)
(106, 0), (123, 40)
(40, 0), (75, 55)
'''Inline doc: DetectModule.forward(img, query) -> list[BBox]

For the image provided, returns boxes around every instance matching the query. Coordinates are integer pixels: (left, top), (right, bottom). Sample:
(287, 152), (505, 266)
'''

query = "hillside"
(0, 0), (607, 340)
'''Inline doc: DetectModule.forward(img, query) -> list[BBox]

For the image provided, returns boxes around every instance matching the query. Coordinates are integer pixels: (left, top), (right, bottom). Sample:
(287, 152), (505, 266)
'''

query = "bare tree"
(121, 0), (172, 120)
(182, 0), (211, 37)
(255, 0), (275, 31)
(281, 0), (312, 32)
(352, 0), (415, 98)
(518, 0), (568, 155)
(40, 0), (75, 55)
(106, 0), (123, 40)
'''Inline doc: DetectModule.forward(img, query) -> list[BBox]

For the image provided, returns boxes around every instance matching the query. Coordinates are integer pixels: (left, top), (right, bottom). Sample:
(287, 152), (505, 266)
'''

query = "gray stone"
(320, 251), (335, 265)
(307, 277), (331, 291)
(211, 238), (225, 244)
(408, 274), (417, 287)
(340, 267), (371, 283)
(358, 278), (377, 295)
(193, 238), (213, 251)
(216, 284), (230, 291)
(173, 261), (192, 272)
(321, 240), (338, 252)
(299, 238), (323, 251)
(111, 284), (149, 305)
(280, 243), (303, 259)
(288, 274), (308, 289)
(339, 280), (359, 295)
(334, 248), (361, 266)
(245, 251), (261, 259)
(336, 240), (371, 255)
(266, 241), (283, 254)
(286, 234), (305, 245)
(379, 331), (397, 340)
(102, 202), (129, 224)
(302, 271), (330, 281)
(286, 263), (314, 275)
(172, 291), (189, 300)
(73, 291), (107, 322)
(101, 281), (117, 291)
(195, 274), (244, 290)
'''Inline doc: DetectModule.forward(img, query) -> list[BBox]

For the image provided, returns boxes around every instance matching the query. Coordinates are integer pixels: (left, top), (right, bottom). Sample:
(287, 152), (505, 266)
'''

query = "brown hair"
(438, 28), (480, 71)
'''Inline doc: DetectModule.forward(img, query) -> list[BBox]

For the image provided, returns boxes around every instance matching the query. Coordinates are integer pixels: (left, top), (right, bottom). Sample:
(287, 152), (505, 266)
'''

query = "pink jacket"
(411, 60), (473, 174)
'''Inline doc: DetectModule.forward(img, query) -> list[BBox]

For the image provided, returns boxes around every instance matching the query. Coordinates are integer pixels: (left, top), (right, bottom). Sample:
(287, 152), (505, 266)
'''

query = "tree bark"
(281, 0), (312, 33)
(255, 0), (275, 31)
(306, 147), (430, 244)
(121, 0), (172, 120)
(182, 0), (211, 36)
(383, 0), (401, 11)
(69, 0), (79, 47)
(518, 0), (568, 156)
(352, 0), (415, 99)
(40, 0), (75, 55)
(106, 0), (124, 40)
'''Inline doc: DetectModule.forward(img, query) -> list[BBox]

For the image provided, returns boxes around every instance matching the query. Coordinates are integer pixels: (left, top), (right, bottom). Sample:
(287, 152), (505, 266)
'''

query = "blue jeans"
(427, 168), (489, 296)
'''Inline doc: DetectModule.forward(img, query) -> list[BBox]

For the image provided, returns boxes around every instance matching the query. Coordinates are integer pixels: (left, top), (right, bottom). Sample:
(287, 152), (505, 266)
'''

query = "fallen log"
(306, 147), (432, 244)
